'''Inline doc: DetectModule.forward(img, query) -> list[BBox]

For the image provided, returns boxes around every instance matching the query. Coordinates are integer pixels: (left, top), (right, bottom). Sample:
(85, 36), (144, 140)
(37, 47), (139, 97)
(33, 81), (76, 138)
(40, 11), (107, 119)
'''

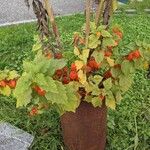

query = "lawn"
(0, 14), (150, 150)
(119, 0), (150, 11)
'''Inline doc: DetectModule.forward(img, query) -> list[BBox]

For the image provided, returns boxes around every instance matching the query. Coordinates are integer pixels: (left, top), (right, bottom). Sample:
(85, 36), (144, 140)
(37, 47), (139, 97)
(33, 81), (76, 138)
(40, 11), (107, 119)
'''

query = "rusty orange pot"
(61, 101), (107, 150)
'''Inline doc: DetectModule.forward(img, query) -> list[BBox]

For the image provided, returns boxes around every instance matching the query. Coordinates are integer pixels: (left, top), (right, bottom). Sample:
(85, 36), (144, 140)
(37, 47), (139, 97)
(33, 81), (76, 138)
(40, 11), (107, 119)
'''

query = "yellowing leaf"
(92, 51), (104, 63)
(86, 95), (92, 103)
(0, 85), (11, 96)
(89, 75), (103, 85)
(101, 30), (112, 38)
(74, 46), (80, 56)
(0, 71), (7, 81)
(115, 92), (123, 103)
(7, 70), (19, 80)
(84, 82), (92, 93)
(119, 74), (133, 93)
(32, 44), (41, 52)
(143, 61), (149, 70)
(106, 98), (116, 110)
(121, 60), (135, 75)
(103, 78), (112, 90)
(106, 57), (115, 67)
(75, 60), (84, 70)
(81, 49), (90, 64)
(92, 88), (100, 96)
(103, 38), (116, 47)
(78, 70), (87, 85)
(92, 97), (102, 108)
(88, 34), (101, 49)
(112, 0), (118, 12)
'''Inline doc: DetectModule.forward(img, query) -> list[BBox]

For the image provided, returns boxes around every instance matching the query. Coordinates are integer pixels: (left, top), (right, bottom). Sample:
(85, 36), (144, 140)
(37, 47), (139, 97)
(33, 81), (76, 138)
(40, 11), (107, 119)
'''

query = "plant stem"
(95, 0), (105, 27)
(85, 0), (92, 48)
(44, 0), (62, 49)
(103, 0), (112, 26)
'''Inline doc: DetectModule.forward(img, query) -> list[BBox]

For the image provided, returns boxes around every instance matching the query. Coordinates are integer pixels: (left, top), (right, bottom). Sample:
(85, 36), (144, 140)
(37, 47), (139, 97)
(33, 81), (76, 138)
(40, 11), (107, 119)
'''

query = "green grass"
(119, 0), (150, 12)
(0, 14), (150, 150)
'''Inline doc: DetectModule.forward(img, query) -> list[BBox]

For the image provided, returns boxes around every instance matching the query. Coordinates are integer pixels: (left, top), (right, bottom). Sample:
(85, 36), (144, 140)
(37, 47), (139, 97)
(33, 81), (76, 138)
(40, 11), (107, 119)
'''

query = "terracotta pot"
(61, 101), (107, 150)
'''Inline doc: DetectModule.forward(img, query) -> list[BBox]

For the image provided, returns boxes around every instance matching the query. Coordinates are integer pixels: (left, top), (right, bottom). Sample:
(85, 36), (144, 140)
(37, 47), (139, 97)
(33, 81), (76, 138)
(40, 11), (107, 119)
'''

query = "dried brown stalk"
(32, 0), (51, 39)
(85, 0), (92, 48)
(103, 0), (112, 25)
(95, 0), (105, 26)
(44, 0), (62, 49)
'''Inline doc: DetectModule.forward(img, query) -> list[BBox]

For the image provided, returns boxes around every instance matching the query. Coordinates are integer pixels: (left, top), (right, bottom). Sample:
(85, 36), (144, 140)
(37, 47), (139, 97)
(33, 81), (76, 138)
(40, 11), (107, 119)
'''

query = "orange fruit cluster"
(103, 70), (112, 79)
(54, 66), (70, 84)
(112, 27), (123, 39)
(33, 85), (46, 96)
(54, 52), (63, 59)
(69, 64), (78, 81)
(104, 51), (112, 57)
(0, 79), (17, 89)
(87, 57), (100, 72)
(29, 107), (38, 116)
(126, 50), (141, 61)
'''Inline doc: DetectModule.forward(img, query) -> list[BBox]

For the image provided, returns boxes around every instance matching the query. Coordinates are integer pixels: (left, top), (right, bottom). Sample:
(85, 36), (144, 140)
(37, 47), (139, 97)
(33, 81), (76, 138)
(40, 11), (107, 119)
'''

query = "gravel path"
(0, 0), (85, 25)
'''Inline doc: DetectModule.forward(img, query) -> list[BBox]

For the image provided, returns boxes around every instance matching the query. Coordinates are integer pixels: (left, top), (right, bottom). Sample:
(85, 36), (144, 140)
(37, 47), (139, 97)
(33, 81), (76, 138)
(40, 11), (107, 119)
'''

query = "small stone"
(144, 9), (150, 14)
(125, 9), (137, 14)
(0, 122), (34, 150)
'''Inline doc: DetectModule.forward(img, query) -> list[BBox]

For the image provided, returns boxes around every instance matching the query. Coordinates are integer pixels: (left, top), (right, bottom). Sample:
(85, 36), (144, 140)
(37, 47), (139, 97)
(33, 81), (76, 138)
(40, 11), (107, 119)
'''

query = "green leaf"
(112, 0), (118, 12)
(63, 83), (80, 112)
(74, 46), (80, 56)
(119, 74), (133, 93)
(32, 35), (42, 52)
(81, 49), (90, 64)
(45, 81), (67, 104)
(14, 73), (32, 107)
(0, 86), (11, 96)
(34, 74), (58, 93)
(97, 25), (106, 31)
(91, 97), (102, 107)
(92, 51), (104, 63)
(86, 95), (92, 103)
(88, 34), (101, 49)
(106, 91), (116, 110)
(115, 91), (123, 103)
(23, 61), (38, 74)
(32, 42), (42, 52)
(16, 88), (32, 108)
(101, 30), (112, 38)
(46, 82), (80, 113)
(106, 98), (116, 110)
(48, 59), (67, 75)
(121, 60), (135, 75)
(7, 70), (19, 80)
(106, 57), (115, 67)
(92, 87), (100, 96)
(111, 67), (121, 78)
(103, 78), (112, 90)
(90, 22), (97, 33)
(134, 58), (144, 70)
(0, 71), (7, 81)
(33, 54), (52, 74)
(89, 75), (103, 86)
(15, 73), (32, 93)
(103, 38), (116, 47)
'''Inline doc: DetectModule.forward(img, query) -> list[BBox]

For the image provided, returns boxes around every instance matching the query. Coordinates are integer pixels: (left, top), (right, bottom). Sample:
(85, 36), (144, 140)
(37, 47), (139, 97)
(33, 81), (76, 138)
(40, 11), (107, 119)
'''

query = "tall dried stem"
(44, 0), (62, 49)
(95, 0), (105, 26)
(85, 0), (92, 48)
(103, 0), (112, 26)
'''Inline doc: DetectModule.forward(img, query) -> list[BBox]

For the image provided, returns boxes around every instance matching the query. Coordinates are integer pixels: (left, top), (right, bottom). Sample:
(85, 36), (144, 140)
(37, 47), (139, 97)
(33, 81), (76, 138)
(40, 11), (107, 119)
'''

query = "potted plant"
(0, 0), (150, 149)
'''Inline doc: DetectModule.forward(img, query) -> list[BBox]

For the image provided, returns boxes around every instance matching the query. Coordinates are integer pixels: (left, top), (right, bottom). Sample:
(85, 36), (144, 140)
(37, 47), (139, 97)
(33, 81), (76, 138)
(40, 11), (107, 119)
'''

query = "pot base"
(61, 101), (107, 150)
